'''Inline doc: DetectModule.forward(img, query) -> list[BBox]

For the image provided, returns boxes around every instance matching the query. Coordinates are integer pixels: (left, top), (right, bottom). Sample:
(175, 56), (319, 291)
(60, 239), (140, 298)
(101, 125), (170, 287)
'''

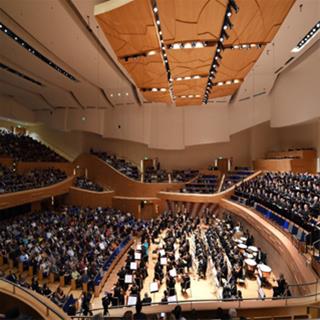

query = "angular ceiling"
(95, 0), (295, 106)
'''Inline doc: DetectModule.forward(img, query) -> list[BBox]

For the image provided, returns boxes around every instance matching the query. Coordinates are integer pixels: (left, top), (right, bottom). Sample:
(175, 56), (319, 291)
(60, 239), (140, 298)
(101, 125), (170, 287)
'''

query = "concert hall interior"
(0, 0), (319, 319)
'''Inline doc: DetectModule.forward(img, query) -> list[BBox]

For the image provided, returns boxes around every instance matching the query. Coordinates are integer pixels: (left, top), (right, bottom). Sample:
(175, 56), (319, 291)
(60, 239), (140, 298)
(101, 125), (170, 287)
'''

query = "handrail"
(70, 280), (320, 318)
(0, 278), (70, 320)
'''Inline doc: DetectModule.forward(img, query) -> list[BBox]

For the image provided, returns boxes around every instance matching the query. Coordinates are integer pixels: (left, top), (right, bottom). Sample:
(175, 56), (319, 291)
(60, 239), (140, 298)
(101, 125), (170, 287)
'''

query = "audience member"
(0, 131), (67, 162)
(0, 165), (67, 193)
(74, 176), (104, 192)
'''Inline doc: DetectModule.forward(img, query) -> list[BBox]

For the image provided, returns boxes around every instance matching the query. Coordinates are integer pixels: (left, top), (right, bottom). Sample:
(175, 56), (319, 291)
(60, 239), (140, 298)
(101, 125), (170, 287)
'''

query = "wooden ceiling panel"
(95, 0), (159, 57)
(95, 0), (294, 106)
(225, 0), (295, 45)
(208, 82), (241, 99)
(176, 98), (202, 106)
(214, 47), (263, 82)
(142, 91), (171, 104)
(121, 53), (169, 89)
(173, 78), (207, 97)
(168, 47), (216, 79)
(158, 0), (228, 43)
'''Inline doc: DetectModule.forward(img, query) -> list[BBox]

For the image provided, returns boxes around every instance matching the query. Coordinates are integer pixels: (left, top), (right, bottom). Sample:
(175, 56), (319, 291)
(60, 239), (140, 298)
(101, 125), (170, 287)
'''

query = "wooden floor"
(91, 226), (276, 315)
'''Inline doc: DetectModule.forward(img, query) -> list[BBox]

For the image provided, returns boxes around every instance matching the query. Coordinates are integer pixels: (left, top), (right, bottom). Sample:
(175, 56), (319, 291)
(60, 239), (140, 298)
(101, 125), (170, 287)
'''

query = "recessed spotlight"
(226, 80), (232, 85)
(156, 20), (160, 25)
(147, 50), (157, 56)
(153, 7), (158, 13)
(160, 88), (167, 92)
(233, 79), (240, 83)
(81, 116), (86, 121)
(217, 82), (223, 86)
(110, 93), (114, 97)
(118, 93), (121, 96)
(126, 92), (129, 96)
(152, 88), (158, 92)
(176, 77), (182, 81)
(184, 76), (191, 80)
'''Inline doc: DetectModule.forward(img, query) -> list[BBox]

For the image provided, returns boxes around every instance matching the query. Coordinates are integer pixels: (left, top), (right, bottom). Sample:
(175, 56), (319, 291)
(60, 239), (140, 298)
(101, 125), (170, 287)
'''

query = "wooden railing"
(157, 171), (261, 203)
(65, 186), (115, 208)
(0, 278), (71, 320)
(73, 154), (183, 197)
(0, 176), (74, 209)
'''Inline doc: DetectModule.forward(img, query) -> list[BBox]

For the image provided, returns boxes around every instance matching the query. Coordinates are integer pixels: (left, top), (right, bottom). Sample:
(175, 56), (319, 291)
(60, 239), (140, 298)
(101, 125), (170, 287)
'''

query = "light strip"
(177, 94), (201, 99)
(151, 0), (175, 102)
(0, 22), (78, 82)
(232, 43), (264, 49)
(291, 21), (320, 53)
(214, 79), (241, 86)
(175, 75), (204, 81)
(202, 0), (239, 104)
(168, 41), (207, 50)
(141, 88), (167, 92)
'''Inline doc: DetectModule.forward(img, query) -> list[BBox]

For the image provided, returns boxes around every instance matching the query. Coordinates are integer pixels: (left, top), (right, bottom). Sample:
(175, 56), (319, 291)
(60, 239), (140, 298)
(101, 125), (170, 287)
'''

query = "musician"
(181, 272), (190, 293)
(166, 274), (176, 296)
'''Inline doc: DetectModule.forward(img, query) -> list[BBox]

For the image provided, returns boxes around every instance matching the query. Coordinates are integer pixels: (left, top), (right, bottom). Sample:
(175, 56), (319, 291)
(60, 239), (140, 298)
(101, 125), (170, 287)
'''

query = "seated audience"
(74, 176), (104, 192)
(0, 206), (141, 309)
(181, 174), (218, 194)
(0, 165), (67, 194)
(171, 169), (199, 183)
(90, 149), (140, 181)
(222, 168), (254, 191)
(0, 131), (67, 162)
(234, 172), (320, 244)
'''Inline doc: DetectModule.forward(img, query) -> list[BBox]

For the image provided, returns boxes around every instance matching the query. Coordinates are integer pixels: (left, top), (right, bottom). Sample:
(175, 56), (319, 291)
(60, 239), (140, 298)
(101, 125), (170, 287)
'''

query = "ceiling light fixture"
(151, 0), (175, 103)
(291, 21), (320, 53)
(0, 22), (77, 81)
(202, 0), (239, 104)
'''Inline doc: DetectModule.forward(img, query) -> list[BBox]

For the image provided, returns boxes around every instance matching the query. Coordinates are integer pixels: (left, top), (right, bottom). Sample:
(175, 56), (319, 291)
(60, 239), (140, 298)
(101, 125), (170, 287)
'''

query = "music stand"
(125, 274), (133, 284)
(130, 262), (137, 270)
(127, 295), (137, 306)
(134, 252), (141, 260)
(160, 257), (167, 266)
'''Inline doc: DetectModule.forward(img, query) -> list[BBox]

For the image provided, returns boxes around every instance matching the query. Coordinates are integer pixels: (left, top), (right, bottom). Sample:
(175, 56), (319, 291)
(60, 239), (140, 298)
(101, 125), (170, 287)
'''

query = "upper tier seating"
(221, 167), (254, 191)
(0, 131), (67, 162)
(144, 167), (168, 183)
(0, 164), (67, 194)
(74, 176), (105, 192)
(181, 174), (219, 193)
(234, 172), (320, 244)
(90, 149), (140, 181)
(171, 169), (199, 182)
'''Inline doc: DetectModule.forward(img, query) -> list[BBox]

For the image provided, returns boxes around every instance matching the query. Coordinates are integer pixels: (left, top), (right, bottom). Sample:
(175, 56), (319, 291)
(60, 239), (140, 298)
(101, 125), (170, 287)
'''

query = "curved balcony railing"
(0, 278), (70, 320)
(68, 279), (320, 319)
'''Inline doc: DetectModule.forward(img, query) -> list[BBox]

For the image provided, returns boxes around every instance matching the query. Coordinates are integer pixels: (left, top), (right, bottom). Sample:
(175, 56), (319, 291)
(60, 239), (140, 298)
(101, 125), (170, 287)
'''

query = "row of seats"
(90, 149), (141, 181)
(222, 169), (254, 191)
(0, 164), (67, 194)
(0, 131), (67, 162)
(181, 174), (219, 193)
(74, 176), (105, 192)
